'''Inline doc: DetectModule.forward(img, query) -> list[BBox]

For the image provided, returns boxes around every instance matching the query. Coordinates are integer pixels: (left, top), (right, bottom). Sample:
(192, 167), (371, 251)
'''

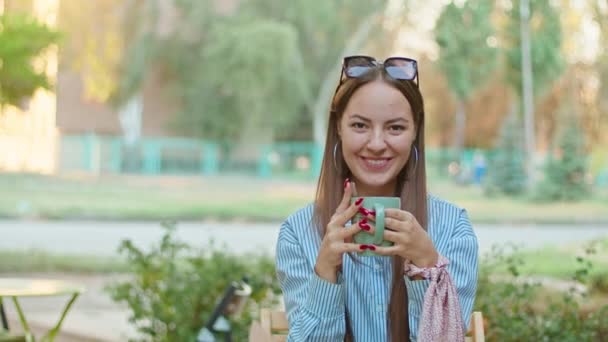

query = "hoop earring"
(333, 141), (340, 171)
(412, 145), (419, 171)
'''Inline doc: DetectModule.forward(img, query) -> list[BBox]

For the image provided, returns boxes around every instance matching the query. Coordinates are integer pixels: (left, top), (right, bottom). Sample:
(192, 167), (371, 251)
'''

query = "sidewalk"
(2, 273), (134, 342)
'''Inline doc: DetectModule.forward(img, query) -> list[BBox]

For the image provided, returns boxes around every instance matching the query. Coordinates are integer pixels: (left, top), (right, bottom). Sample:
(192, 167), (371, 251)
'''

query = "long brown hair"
(312, 65), (428, 341)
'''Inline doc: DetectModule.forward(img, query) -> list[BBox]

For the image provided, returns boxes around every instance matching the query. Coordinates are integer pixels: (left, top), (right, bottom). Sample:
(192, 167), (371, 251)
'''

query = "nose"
(366, 129), (387, 152)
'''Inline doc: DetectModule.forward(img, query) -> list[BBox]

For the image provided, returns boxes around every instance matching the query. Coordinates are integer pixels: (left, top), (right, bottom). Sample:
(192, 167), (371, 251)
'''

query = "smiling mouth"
(360, 157), (392, 170)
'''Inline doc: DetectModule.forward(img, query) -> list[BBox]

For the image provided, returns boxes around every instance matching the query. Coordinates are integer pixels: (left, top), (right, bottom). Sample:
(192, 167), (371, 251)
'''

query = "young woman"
(275, 56), (478, 341)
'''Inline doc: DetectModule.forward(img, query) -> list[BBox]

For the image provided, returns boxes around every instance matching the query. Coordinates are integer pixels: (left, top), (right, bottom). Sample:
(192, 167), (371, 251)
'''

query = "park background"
(0, 0), (607, 341)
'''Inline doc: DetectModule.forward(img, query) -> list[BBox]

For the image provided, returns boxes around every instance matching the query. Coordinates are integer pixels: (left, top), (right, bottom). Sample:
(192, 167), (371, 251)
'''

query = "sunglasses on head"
(339, 55), (419, 86)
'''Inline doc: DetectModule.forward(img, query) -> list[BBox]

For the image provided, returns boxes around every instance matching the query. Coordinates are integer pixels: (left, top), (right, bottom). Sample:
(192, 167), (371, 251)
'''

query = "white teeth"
(367, 160), (386, 165)
(364, 159), (389, 168)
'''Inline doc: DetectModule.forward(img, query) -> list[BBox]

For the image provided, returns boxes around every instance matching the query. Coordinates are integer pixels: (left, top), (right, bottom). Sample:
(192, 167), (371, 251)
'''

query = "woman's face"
(338, 79), (416, 196)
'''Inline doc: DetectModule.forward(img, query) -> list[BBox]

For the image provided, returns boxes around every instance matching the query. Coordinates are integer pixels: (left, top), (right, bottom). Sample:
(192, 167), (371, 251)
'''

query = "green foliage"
(535, 116), (590, 201)
(182, 17), (308, 139)
(503, 0), (564, 96)
(107, 222), (280, 342)
(115, 0), (388, 141)
(0, 13), (61, 107)
(485, 113), (527, 196)
(476, 243), (608, 341)
(435, 0), (498, 100)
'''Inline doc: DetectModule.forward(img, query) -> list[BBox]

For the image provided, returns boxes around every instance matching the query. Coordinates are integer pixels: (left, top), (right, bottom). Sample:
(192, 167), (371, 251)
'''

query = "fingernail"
(360, 223), (370, 231)
(355, 197), (363, 206)
(358, 207), (369, 215)
(367, 245), (376, 251)
(344, 178), (350, 189)
(359, 218), (367, 225)
(369, 210), (376, 216)
(359, 245), (368, 250)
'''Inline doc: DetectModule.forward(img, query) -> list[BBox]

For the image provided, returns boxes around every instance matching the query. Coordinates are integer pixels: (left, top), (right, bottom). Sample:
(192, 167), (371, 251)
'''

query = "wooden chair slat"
(252, 309), (485, 342)
(270, 311), (289, 332)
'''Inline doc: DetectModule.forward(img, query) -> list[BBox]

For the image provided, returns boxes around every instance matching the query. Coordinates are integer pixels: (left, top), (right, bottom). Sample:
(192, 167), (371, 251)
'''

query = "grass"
(0, 250), (129, 274)
(0, 173), (311, 222)
(486, 238), (608, 280)
(0, 172), (607, 223)
(514, 239), (608, 279)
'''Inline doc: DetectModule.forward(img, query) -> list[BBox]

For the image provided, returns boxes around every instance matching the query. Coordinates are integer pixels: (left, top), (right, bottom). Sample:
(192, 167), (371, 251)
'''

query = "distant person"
(275, 56), (478, 341)
(473, 151), (487, 185)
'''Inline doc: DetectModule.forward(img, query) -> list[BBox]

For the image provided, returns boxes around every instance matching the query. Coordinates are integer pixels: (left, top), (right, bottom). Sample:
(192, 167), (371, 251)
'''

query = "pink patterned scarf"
(404, 255), (465, 342)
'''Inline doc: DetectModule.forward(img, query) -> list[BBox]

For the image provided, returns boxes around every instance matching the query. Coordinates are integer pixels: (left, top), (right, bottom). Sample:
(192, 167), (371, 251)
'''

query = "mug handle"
(373, 203), (385, 245)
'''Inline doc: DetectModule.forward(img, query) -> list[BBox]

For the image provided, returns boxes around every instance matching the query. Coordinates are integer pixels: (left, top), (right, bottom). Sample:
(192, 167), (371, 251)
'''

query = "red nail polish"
(359, 245), (368, 250)
(360, 223), (371, 231)
(369, 210), (376, 216)
(367, 245), (376, 251)
(344, 178), (350, 189)
(355, 197), (364, 206)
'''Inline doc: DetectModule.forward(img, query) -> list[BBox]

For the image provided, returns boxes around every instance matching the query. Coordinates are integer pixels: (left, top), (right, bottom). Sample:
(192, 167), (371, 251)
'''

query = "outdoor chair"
(0, 303), (25, 342)
(249, 309), (486, 342)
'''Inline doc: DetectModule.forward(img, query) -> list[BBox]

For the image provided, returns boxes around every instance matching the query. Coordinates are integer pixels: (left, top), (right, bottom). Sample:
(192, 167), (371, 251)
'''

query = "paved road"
(1, 220), (607, 256)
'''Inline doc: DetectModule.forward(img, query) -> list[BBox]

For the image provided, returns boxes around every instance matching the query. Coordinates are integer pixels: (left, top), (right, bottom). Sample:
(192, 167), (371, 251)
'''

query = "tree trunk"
(520, 0), (536, 186)
(452, 99), (466, 161)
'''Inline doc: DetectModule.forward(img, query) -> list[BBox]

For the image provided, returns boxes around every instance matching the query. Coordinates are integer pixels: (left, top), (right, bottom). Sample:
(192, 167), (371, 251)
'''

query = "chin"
(354, 171), (398, 191)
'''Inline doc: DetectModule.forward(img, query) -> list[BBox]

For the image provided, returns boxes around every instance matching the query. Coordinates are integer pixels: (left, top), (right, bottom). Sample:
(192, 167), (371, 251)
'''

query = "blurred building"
(0, 0), (239, 174)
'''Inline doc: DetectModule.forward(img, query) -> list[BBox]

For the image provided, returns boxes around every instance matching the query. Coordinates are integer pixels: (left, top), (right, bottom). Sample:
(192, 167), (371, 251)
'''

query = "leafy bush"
(476, 243), (608, 341)
(534, 115), (590, 202)
(109, 222), (608, 341)
(106, 222), (280, 342)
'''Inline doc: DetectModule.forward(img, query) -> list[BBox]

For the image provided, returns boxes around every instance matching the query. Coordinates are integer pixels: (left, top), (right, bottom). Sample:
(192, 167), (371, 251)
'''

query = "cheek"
(389, 136), (413, 155)
(341, 134), (367, 153)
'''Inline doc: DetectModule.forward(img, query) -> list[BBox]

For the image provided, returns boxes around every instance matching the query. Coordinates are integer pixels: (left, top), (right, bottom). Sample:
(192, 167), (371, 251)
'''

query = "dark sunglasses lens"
(346, 66), (372, 77)
(345, 57), (375, 78)
(385, 59), (417, 80)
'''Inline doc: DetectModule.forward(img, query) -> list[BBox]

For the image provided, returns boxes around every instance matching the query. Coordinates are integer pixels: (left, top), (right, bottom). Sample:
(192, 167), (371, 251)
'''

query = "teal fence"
(59, 134), (608, 185)
(59, 135), (321, 178)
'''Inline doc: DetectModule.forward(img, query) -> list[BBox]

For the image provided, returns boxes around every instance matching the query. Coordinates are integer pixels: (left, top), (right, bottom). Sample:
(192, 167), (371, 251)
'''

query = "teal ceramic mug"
(350, 196), (401, 256)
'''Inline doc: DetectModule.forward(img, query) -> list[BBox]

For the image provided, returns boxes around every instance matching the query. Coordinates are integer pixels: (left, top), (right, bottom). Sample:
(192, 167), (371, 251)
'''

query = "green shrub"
(108, 222), (608, 341)
(534, 115), (590, 202)
(476, 243), (608, 341)
(106, 222), (280, 342)
(484, 113), (527, 196)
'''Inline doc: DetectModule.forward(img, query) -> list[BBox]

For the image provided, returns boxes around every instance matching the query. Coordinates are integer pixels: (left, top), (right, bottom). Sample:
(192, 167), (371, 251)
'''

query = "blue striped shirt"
(275, 194), (478, 341)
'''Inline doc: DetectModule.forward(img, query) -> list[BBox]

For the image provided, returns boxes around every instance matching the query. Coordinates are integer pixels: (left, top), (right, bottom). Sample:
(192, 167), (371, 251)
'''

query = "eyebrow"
(350, 114), (410, 124)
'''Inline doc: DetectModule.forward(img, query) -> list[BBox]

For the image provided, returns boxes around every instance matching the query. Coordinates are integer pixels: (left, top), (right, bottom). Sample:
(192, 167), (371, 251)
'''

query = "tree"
(534, 114), (589, 202)
(485, 109), (527, 196)
(0, 13), (60, 108)
(113, 0), (392, 148)
(434, 0), (499, 161)
(240, 0), (390, 145)
(502, 0), (564, 182)
(504, 0), (563, 97)
(591, 1), (608, 146)
(57, 0), (125, 102)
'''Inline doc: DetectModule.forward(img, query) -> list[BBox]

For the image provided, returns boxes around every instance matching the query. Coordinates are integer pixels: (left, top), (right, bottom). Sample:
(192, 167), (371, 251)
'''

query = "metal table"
(0, 278), (85, 342)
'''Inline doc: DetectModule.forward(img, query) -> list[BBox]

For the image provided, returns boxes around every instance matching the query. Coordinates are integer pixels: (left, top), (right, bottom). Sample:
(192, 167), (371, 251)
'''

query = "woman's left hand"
(371, 208), (438, 267)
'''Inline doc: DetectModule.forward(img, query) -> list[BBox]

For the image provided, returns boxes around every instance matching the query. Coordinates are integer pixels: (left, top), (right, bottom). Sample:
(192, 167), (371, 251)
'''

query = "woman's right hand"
(314, 180), (372, 283)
